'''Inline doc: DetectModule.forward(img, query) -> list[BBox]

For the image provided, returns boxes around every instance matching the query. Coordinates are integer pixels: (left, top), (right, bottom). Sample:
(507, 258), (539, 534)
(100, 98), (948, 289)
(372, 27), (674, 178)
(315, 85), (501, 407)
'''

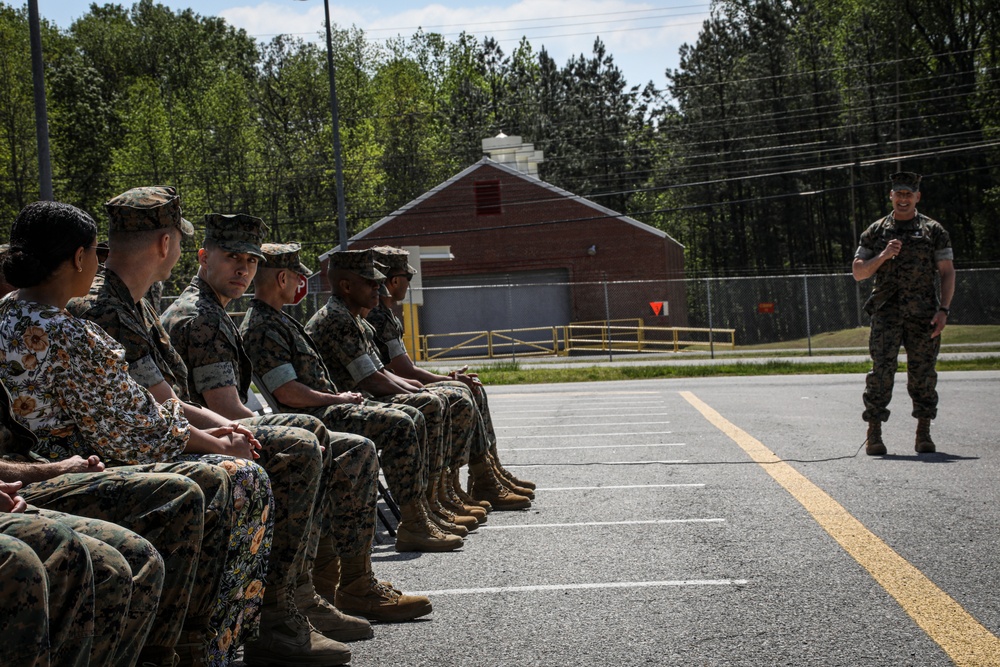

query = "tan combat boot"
(443, 467), (487, 523)
(297, 537), (374, 642)
(454, 467), (491, 513)
(865, 421), (887, 456)
(335, 555), (433, 622)
(491, 449), (536, 490)
(425, 483), (471, 536)
(243, 586), (352, 666)
(468, 459), (531, 510)
(915, 418), (936, 453)
(395, 500), (464, 552)
(491, 456), (535, 499)
(435, 471), (479, 530)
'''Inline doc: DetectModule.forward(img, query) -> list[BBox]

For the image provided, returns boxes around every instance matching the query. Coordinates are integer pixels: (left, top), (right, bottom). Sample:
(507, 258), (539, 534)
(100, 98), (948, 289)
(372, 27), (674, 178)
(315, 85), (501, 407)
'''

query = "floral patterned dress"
(0, 295), (273, 666)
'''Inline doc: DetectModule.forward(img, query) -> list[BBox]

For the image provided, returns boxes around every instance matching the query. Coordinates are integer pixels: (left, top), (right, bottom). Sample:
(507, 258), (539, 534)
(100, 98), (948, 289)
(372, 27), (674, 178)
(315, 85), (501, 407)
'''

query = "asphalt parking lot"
(346, 370), (1000, 666)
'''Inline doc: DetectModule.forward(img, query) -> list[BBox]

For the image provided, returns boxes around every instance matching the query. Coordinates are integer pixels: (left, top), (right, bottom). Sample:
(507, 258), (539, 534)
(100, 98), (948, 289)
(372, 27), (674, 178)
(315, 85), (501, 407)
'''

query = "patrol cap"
(890, 172), (922, 192)
(372, 246), (417, 278)
(328, 249), (385, 281)
(261, 242), (312, 277)
(105, 186), (195, 237)
(204, 213), (268, 259)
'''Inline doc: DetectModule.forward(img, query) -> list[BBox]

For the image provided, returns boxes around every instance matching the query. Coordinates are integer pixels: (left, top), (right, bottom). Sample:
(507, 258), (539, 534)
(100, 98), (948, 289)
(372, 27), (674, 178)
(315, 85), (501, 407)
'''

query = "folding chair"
(250, 374), (399, 536)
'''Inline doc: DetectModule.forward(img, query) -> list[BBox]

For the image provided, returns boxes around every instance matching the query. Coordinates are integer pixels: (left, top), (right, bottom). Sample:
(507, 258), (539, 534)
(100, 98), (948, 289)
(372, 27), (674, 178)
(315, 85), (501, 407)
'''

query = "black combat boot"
(915, 418), (936, 453)
(865, 421), (887, 456)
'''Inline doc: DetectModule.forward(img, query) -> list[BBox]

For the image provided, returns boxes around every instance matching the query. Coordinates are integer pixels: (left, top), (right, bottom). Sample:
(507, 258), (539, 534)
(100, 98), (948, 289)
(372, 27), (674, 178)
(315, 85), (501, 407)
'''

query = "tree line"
(1, 0), (997, 292)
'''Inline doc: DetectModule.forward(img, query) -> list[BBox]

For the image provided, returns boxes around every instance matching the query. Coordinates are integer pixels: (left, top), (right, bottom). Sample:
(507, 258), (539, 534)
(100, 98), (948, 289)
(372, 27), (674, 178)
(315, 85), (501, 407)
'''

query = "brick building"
(319, 155), (686, 354)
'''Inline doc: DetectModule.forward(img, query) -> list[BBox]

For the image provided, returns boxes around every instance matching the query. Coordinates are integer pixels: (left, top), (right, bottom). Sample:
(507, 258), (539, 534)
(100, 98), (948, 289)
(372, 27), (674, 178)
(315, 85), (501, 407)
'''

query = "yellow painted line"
(681, 391), (1000, 667)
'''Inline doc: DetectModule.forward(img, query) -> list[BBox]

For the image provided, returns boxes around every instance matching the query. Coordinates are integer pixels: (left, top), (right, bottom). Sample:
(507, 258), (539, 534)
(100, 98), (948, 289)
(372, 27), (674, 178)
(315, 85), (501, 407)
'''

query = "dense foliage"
(2, 0), (997, 291)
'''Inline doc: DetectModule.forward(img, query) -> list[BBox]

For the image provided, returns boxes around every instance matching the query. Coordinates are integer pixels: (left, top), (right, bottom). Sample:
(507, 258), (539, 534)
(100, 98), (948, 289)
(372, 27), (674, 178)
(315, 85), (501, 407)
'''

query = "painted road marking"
(410, 579), (748, 597)
(681, 390), (1000, 667)
(497, 412), (664, 420)
(497, 421), (673, 429)
(478, 518), (723, 530)
(500, 443), (685, 451)
(536, 484), (704, 491)
(505, 459), (689, 466)
(506, 432), (673, 439)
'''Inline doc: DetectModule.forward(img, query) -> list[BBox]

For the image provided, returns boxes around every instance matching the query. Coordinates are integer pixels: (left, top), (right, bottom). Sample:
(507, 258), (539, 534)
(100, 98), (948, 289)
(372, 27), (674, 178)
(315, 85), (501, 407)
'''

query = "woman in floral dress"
(0, 201), (274, 666)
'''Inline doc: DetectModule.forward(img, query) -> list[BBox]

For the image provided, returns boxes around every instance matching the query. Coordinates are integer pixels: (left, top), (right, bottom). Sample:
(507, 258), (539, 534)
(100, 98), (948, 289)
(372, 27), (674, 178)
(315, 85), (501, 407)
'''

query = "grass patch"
(742, 324), (1000, 350)
(473, 356), (1000, 385)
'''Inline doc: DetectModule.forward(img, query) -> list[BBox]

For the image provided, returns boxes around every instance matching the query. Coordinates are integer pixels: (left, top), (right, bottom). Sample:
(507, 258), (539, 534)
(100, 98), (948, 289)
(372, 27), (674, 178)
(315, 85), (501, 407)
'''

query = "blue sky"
(37, 0), (710, 90)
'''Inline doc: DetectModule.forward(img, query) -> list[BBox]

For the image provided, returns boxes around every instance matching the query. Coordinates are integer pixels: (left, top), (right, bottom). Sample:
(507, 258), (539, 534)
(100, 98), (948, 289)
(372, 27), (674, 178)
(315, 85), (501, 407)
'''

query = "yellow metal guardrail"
(419, 321), (735, 359)
(420, 327), (561, 360)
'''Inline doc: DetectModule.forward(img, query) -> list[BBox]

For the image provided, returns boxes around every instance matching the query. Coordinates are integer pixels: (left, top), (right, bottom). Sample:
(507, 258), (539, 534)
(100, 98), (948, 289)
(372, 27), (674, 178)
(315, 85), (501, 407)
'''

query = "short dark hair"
(1, 201), (97, 288)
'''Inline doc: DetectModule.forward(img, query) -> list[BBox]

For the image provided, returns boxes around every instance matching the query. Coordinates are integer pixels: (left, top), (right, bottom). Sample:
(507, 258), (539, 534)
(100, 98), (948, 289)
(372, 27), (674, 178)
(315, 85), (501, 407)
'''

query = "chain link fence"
(161, 268), (1000, 360)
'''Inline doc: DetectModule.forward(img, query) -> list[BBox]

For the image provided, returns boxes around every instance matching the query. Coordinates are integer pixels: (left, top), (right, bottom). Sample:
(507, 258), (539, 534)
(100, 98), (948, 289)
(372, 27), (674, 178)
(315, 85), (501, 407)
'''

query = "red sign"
(649, 301), (664, 316)
(758, 302), (775, 314)
(293, 275), (309, 305)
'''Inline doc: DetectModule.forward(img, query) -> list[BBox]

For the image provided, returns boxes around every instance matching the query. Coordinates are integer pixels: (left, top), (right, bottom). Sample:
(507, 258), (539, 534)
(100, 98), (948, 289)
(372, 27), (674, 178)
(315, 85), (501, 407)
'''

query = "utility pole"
(27, 0), (53, 200)
(322, 0), (348, 250)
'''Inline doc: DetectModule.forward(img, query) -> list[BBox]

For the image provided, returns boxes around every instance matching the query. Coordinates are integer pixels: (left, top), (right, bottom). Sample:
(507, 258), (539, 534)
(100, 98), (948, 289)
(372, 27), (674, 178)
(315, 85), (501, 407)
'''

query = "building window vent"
(474, 180), (502, 216)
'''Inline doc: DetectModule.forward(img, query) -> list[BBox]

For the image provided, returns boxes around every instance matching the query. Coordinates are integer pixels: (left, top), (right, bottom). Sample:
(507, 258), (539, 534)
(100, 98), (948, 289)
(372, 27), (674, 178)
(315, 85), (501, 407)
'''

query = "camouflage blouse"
(160, 275), (253, 406)
(67, 267), (190, 399)
(365, 302), (408, 365)
(304, 295), (381, 392)
(239, 298), (340, 402)
(0, 296), (190, 464)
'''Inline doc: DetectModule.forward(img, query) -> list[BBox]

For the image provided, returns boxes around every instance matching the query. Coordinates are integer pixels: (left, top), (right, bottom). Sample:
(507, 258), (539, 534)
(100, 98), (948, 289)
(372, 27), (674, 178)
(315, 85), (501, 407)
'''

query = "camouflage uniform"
(306, 293), (449, 480)
(0, 510), (140, 667)
(856, 211), (953, 421)
(65, 268), (276, 662)
(241, 296), (427, 507)
(161, 272), (374, 588)
(366, 301), (484, 466)
(1, 378), (202, 663)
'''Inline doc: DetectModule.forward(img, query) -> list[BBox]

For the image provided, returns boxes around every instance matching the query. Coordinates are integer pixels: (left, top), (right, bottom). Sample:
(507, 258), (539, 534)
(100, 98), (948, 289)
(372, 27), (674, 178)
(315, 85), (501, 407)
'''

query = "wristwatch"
(938, 306), (951, 315)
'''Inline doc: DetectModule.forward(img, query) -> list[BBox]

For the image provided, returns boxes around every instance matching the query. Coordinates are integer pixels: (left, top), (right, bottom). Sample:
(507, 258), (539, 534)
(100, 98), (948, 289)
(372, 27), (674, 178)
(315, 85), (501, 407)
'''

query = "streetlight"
(294, 0), (348, 250)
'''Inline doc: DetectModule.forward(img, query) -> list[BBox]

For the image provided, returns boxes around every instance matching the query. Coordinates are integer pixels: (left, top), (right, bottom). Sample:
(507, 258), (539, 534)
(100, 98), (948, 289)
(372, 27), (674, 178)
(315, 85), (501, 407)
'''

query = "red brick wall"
(327, 163), (688, 325)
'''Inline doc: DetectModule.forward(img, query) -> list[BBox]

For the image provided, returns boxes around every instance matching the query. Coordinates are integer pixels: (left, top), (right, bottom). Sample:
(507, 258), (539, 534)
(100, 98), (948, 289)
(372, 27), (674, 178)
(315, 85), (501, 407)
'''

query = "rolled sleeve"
(261, 363), (297, 393)
(192, 361), (238, 394)
(127, 354), (165, 389)
(386, 337), (407, 360)
(346, 354), (378, 383)
(855, 246), (874, 260)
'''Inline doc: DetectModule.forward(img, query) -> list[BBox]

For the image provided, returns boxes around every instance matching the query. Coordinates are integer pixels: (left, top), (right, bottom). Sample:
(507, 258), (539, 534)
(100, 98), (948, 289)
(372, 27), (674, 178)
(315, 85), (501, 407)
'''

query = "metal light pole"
(27, 0), (53, 200)
(321, 0), (348, 250)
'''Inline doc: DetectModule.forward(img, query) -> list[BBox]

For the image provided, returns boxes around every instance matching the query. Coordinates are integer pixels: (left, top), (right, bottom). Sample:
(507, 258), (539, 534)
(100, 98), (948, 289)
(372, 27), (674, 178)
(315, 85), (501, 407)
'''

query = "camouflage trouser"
(306, 431), (378, 564)
(474, 385), (499, 458)
(426, 381), (478, 468)
(238, 412), (324, 602)
(0, 513), (96, 667)
(21, 465), (212, 649)
(305, 400), (426, 507)
(378, 391), (448, 480)
(0, 508), (164, 667)
(39, 508), (165, 666)
(863, 308), (941, 422)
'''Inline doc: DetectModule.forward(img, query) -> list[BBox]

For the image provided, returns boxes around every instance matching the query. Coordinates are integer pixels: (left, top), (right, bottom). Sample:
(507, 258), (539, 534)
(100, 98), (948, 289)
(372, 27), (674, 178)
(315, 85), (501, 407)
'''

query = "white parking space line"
(410, 579), (748, 597)
(491, 391), (661, 398)
(505, 460), (689, 466)
(498, 421), (672, 429)
(506, 432), (673, 438)
(478, 518), (722, 530)
(500, 443), (685, 451)
(497, 412), (661, 420)
(536, 484), (705, 491)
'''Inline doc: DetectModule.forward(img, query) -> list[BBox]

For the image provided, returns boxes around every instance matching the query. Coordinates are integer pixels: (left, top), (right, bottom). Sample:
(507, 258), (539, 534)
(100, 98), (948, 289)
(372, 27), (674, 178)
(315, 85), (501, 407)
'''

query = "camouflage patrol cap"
(105, 186), (194, 237)
(261, 242), (312, 277)
(328, 249), (385, 281)
(890, 172), (922, 192)
(372, 246), (417, 277)
(204, 213), (268, 259)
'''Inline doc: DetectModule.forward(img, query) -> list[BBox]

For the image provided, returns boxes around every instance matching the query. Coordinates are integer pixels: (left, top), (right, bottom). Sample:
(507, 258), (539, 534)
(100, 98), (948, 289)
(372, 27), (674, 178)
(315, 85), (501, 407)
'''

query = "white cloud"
(220, 0), (709, 87)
